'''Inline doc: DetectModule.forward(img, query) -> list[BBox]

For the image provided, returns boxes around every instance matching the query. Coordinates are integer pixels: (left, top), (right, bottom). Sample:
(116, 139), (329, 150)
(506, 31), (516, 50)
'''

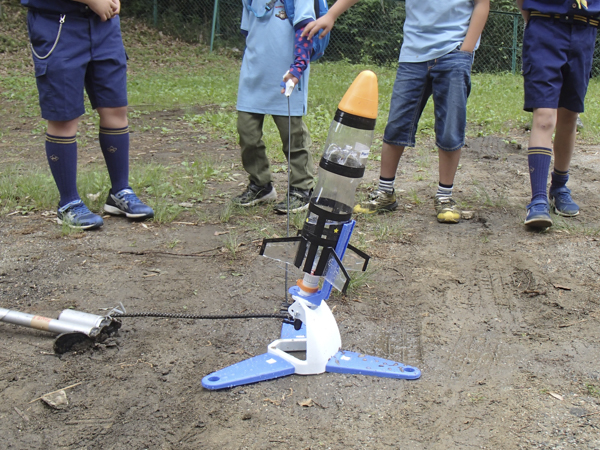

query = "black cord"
(112, 312), (289, 320)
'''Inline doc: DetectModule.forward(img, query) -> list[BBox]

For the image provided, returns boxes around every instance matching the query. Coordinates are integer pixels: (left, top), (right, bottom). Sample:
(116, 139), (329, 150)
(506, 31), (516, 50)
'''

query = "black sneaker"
(232, 182), (277, 206)
(274, 188), (311, 214)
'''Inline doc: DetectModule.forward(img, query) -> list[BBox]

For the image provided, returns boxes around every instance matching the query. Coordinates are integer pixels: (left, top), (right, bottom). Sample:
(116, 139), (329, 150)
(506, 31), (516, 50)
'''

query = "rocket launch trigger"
(201, 71), (421, 390)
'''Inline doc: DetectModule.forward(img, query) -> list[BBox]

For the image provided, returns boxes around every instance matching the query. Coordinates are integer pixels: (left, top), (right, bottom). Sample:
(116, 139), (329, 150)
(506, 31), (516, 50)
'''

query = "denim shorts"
(383, 49), (473, 152)
(522, 17), (597, 113)
(27, 10), (128, 122)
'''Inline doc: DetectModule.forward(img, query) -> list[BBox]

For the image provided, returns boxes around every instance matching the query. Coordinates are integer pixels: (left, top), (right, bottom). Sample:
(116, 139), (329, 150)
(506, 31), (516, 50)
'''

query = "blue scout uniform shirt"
(21, 0), (89, 14)
(237, 0), (315, 116)
(400, 0), (479, 62)
(522, 0), (600, 16)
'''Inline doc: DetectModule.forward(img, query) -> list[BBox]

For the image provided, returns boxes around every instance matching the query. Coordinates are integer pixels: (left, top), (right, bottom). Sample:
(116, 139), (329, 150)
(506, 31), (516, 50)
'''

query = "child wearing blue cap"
(517, 0), (599, 228)
(21, 0), (154, 230)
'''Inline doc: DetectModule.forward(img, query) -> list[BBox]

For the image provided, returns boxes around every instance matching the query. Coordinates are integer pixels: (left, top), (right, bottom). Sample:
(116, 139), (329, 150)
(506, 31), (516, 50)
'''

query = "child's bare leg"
(380, 142), (405, 179)
(438, 148), (461, 186)
(434, 148), (462, 224)
(553, 107), (578, 172)
(549, 107), (580, 217)
(97, 106), (128, 129)
(47, 118), (79, 137)
(529, 107), (557, 148)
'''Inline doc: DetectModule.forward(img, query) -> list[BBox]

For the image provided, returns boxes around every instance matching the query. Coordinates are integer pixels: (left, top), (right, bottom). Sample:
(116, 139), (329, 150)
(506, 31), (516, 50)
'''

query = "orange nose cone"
(337, 70), (378, 120)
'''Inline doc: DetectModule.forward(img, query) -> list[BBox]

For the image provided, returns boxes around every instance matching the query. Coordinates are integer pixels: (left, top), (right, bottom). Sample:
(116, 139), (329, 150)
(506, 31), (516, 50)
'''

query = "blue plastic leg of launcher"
(280, 321), (306, 339)
(201, 353), (296, 390)
(326, 350), (421, 380)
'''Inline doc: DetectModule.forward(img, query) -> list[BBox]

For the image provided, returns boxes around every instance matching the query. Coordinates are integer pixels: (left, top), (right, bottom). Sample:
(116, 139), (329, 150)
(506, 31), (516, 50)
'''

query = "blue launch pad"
(325, 350), (421, 379)
(201, 353), (296, 390)
(202, 321), (421, 390)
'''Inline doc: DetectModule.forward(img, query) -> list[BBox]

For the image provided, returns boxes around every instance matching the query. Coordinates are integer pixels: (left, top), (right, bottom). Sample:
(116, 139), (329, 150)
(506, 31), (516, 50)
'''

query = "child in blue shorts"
(304, 0), (490, 223)
(232, 0), (316, 214)
(517, 0), (599, 229)
(21, 0), (154, 230)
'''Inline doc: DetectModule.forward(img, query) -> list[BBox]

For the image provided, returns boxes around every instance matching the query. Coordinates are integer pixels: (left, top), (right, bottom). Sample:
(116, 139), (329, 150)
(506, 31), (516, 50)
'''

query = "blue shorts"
(27, 10), (128, 122)
(522, 17), (597, 113)
(383, 49), (473, 152)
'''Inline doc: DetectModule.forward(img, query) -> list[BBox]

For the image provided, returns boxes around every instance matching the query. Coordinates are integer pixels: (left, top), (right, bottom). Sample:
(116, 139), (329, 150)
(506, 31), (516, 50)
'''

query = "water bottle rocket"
(201, 71), (421, 390)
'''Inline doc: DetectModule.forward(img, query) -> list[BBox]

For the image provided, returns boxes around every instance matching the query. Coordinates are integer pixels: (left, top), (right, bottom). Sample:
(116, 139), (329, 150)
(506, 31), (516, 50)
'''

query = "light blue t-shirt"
(400, 0), (479, 62)
(237, 0), (315, 116)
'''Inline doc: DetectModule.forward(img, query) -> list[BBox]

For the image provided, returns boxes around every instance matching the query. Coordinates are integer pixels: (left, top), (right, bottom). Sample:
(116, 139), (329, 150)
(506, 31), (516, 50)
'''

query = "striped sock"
(551, 168), (569, 190)
(378, 176), (395, 194)
(436, 183), (453, 199)
(528, 146), (552, 203)
(99, 126), (130, 193)
(45, 134), (79, 207)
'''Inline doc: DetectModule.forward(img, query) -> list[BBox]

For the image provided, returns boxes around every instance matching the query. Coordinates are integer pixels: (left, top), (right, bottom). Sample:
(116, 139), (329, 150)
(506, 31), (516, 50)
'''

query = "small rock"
(42, 390), (68, 409)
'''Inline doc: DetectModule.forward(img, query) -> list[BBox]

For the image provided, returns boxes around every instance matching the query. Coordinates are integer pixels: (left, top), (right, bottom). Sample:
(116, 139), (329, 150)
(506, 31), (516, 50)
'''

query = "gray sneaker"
(274, 188), (311, 214)
(353, 189), (398, 214)
(233, 183), (277, 207)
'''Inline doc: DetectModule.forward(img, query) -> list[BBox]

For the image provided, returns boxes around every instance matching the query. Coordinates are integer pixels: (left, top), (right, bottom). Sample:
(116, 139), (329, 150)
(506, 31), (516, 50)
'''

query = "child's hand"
(112, 0), (121, 15)
(81, 0), (118, 21)
(302, 15), (335, 40)
(281, 71), (299, 96)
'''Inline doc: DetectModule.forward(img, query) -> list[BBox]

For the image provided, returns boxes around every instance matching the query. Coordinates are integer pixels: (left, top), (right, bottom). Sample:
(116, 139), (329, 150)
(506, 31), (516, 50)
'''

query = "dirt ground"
(2, 104), (600, 449)
(1, 5), (600, 448)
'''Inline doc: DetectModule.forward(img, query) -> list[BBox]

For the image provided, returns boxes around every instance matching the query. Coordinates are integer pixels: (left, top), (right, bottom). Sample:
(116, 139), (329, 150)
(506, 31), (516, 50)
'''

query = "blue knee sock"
(528, 146), (552, 204)
(99, 126), (130, 194)
(550, 168), (569, 190)
(45, 134), (79, 207)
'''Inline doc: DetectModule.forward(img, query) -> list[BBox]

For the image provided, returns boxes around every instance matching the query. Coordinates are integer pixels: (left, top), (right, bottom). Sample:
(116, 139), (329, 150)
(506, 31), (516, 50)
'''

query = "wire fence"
(122, 0), (600, 76)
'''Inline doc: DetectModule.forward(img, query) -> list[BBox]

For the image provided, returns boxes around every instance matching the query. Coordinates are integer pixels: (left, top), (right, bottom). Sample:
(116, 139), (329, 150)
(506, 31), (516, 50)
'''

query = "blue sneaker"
(549, 185), (579, 217)
(57, 200), (104, 230)
(524, 201), (553, 229)
(104, 188), (154, 219)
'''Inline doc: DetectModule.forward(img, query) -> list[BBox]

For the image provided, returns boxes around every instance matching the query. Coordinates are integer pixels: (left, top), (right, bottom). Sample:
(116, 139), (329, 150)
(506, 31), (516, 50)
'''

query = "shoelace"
(529, 203), (548, 212)
(553, 191), (572, 202)
(118, 190), (142, 205)
(60, 200), (89, 215)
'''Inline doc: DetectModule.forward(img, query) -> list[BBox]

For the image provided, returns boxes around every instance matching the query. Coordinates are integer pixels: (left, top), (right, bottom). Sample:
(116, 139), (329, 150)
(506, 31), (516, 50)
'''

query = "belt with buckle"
(530, 10), (600, 27)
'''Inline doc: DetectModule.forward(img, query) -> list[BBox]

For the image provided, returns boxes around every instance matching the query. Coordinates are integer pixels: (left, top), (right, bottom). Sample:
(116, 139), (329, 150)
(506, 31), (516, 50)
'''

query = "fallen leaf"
(214, 231), (229, 236)
(298, 398), (314, 407)
(549, 392), (564, 401)
(553, 284), (571, 291)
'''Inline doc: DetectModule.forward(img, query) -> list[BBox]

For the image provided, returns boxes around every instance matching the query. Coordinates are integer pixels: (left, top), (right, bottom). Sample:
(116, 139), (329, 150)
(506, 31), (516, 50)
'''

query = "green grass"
(4, 14), (600, 223)
(0, 158), (224, 220)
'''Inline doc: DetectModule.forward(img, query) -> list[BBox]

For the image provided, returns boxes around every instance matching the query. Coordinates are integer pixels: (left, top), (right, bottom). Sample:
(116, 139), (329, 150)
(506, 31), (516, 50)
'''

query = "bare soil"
(2, 7), (600, 450)
(2, 107), (600, 449)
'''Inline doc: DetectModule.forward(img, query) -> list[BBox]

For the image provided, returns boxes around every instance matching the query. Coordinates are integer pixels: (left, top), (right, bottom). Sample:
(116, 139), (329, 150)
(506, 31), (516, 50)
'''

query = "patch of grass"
(219, 201), (236, 223)
(406, 188), (423, 206)
(551, 216), (600, 236)
(0, 165), (56, 214)
(370, 218), (405, 242)
(469, 180), (507, 208)
(222, 231), (240, 259)
(59, 221), (85, 237)
(344, 267), (376, 296)
(586, 383), (600, 398)
(0, 157), (223, 222)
